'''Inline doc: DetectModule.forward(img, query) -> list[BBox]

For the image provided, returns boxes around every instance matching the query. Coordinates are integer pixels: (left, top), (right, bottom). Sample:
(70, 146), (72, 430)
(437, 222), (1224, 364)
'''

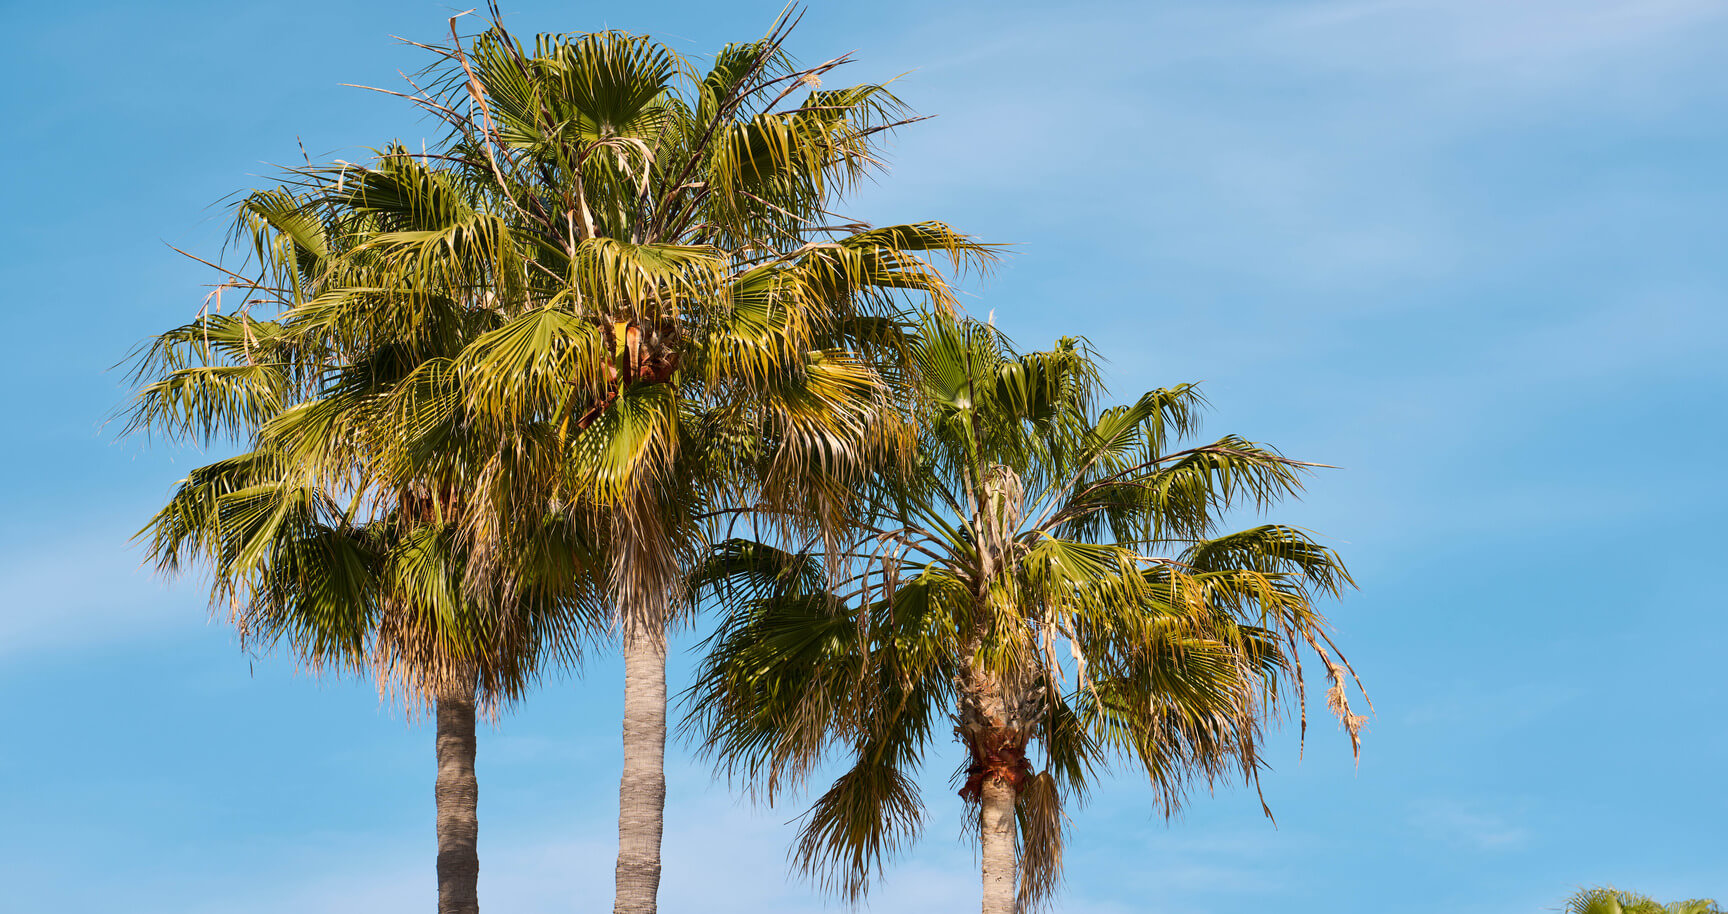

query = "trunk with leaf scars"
(962, 463), (1036, 914)
(958, 659), (1036, 914)
(614, 618), (668, 914)
(979, 776), (1018, 914)
(436, 688), (480, 914)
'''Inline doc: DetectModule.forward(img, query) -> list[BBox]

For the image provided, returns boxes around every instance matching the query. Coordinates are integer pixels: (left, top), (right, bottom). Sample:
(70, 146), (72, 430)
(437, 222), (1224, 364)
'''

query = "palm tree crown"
(690, 314), (1367, 912)
(126, 152), (616, 914)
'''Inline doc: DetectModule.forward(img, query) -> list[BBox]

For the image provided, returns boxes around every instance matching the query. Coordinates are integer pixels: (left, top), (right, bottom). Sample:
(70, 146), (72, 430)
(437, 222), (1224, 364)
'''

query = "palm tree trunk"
(435, 688), (480, 914)
(958, 649), (1031, 914)
(979, 776), (1018, 914)
(613, 618), (667, 914)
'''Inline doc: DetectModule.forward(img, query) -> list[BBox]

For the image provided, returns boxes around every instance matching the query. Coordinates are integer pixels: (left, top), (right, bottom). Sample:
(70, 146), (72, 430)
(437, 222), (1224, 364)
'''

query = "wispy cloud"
(858, 0), (1728, 304)
(0, 520), (202, 657)
(1265, 0), (1728, 101)
(1403, 681), (1583, 734)
(1411, 799), (1533, 851)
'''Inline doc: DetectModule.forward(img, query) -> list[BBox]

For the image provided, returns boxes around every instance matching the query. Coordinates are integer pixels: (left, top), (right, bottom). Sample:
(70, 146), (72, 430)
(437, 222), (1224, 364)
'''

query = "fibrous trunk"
(965, 464), (1035, 913)
(436, 689), (480, 914)
(958, 659), (1035, 914)
(613, 618), (668, 914)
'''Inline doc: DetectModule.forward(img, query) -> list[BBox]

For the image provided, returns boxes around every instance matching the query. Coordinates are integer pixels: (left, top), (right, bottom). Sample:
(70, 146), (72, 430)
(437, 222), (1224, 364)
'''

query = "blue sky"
(2, 0), (1725, 911)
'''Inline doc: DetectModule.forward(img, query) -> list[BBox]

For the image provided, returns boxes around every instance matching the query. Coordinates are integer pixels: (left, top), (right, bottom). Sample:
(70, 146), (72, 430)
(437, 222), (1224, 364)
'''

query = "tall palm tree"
(328, 13), (996, 912)
(129, 11), (986, 910)
(1568, 888), (1724, 914)
(689, 314), (1367, 913)
(126, 173), (608, 914)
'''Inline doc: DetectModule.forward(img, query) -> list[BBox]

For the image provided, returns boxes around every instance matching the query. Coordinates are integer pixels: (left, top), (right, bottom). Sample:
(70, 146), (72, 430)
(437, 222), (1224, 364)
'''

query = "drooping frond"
(792, 753), (924, 904)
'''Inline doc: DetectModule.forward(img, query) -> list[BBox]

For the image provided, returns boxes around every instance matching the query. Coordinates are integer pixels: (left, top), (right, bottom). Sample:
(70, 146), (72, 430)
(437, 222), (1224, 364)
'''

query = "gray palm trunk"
(978, 778), (1018, 914)
(958, 658), (1034, 914)
(435, 689), (480, 914)
(614, 619), (668, 914)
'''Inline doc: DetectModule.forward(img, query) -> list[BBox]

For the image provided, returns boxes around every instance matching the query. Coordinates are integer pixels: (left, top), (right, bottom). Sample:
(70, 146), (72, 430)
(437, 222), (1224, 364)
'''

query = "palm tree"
(126, 173), (608, 914)
(129, 11), (985, 910)
(322, 13), (995, 912)
(136, 445), (599, 913)
(1568, 888), (1724, 914)
(689, 314), (1367, 913)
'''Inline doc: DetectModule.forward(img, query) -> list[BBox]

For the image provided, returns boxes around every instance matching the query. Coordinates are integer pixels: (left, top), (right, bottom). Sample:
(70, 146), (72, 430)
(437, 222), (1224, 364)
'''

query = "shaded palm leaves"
(139, 444), (603, 705)
(690, 313), (1365, 909)
(128, 170), (608, 709)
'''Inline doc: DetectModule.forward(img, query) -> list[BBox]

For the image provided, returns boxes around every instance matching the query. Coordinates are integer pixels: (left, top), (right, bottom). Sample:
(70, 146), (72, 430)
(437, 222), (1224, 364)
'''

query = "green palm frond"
(127, 363), (290, 443)
(457, 308), (610, 426)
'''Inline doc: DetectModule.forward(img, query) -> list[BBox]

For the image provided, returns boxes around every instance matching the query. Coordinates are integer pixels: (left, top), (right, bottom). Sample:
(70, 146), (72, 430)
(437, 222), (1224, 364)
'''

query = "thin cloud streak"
(0, 522), (204, 657)
(1411, 799), (1534, 852)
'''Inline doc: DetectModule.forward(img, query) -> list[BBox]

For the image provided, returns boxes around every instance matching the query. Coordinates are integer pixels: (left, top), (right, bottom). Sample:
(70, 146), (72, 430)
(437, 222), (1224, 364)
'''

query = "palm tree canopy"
(689, 313), (1367, 908)
(126, 163), (615, 707)
(121, 1), (995, 684)
(1569, 888), (1724, 914)
(253, 14), (1003, 624)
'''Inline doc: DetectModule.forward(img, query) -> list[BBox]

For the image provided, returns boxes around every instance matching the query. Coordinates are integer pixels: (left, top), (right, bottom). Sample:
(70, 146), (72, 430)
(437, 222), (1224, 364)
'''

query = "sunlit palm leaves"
(690, 313), (1364, 910)
(312, 13), (997, 568)
(1569, 888), (1725, 914)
